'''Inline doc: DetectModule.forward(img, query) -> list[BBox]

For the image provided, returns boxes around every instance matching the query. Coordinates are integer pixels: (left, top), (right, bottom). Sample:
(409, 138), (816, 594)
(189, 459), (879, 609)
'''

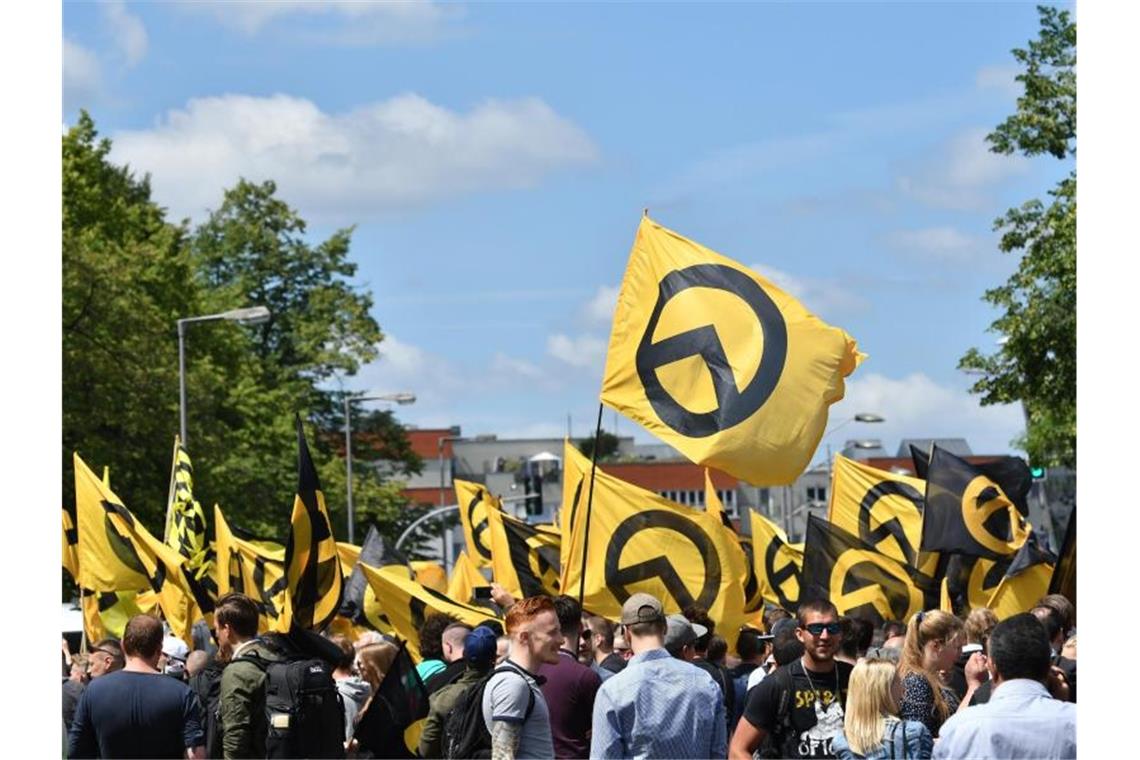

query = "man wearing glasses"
(729, 600), (853, 760)
(87, 639), (124, 680)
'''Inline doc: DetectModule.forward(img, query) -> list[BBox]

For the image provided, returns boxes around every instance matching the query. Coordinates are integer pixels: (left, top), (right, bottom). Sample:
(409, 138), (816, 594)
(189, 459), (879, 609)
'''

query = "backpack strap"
(491, 664), (536, 721)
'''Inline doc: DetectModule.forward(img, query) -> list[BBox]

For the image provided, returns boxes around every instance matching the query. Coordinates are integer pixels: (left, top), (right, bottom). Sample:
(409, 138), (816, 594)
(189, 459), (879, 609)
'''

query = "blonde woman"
(832, 658), (932, 759)
(897, 611), (986, 738)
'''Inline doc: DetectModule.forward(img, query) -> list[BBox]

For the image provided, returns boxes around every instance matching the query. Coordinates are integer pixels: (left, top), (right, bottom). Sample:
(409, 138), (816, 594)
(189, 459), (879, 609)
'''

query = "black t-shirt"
(67, 670), (203, 759)
(599, 652), (627, 674)
(742, 659), (853, 759)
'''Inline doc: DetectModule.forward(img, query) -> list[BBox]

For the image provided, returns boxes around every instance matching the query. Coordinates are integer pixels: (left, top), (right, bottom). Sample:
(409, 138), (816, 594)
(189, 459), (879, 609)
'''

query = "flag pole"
(79, 587), (88, 654)
(577, 403), (605, 607)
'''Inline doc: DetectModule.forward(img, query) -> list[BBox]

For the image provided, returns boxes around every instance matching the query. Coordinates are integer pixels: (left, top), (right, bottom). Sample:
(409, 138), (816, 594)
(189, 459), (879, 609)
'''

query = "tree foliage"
(63, 114), (417, 570)
(959, 6), (1076, 468)
(577, 431), (621, 461)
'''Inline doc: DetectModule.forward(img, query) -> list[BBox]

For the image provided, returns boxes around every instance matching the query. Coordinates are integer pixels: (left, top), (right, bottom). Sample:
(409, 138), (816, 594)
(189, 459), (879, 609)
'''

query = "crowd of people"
(61, 588), (1077, 759)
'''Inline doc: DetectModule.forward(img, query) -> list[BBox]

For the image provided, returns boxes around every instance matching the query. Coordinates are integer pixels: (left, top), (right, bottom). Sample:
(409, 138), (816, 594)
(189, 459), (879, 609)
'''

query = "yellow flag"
(705, 470), (763, 614)
(337, 541), (362, 581)
(559, 439), (591, 575)
(454, 479), (497, 568)
(63, 507), (79, 580)
(214, 505), (288, 634)
(828, 455), (940, 578)
(749, 511), (804, 612)
(74, 453), (210, 645)
(277, 418), (343, 632)
(410, 561), (448, 593)
(986, 532), (1056, 620)
(447, 551), (487, 604)
(485, 506), (561, 600)
(560, 444), (746, 649)
(359, 563), (499, 662)
(600, 216), (863, 486)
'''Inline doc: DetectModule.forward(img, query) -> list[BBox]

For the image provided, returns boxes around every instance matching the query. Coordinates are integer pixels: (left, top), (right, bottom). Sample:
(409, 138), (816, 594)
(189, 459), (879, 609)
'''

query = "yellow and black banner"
(801, 515), (935, 626)
(1048, 508), (1075, 608)
(559, 440), (592, 575)
(912, 445), (1032, 518)
(987, 530), (1056, 620)
(337, 541), (362, 581)
(599, 216), (863, 486)
(922, 446), (1030, 559)
(454, 479), (497, 568)
(940, 553), (1010, 616)
(560, 454), (746, 650)
(164, 438), (215, 601)
(63, 506), (79, 580)
(706, 470), (763, 613)
(74, 453), (212, 645)
(214, 505), (289, 633)
(748, 511), (804, 612)
(485, 506), (561, 600)
(278, 417), (343, 632)
(447, 550), (487, 605)
(828, 455), (940, 578)
(410, 561), (448, 593)
(359, 562), (499, 662)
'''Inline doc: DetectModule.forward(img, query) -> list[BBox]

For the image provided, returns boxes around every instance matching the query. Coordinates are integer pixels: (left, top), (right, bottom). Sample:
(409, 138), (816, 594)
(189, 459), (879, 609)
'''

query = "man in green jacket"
(418, 625), (499, 758)
(215, 593), (283, 759)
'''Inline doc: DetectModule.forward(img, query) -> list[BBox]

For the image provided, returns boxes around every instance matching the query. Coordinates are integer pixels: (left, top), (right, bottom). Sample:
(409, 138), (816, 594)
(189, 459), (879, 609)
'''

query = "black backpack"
(189, 658), (226, 759)
(756, 666), (795, 760)
(237, 650), (346, 759)
(442, 666), (535, 760)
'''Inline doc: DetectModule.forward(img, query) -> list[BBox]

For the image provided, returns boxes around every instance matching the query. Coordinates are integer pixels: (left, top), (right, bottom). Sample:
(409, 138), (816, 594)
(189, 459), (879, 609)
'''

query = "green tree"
(959, 6), (1076, 468)
(577, 430), (621, 461)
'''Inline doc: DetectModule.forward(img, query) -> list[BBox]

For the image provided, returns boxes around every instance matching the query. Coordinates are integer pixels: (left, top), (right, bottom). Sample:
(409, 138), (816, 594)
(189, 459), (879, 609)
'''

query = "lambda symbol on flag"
(603, 510), (722, 610)
(858, 481), (925, 568)
(764, 540), (800, 611)
(465, 491), (493, 563)
(962, 476), (1029, 555)
(636, 264), (788, 437)
(829, 549), (925, 623)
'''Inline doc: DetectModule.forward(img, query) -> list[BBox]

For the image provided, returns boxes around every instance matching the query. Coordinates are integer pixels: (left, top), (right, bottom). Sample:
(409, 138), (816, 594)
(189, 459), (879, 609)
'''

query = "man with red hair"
(482, 595), (562, 759)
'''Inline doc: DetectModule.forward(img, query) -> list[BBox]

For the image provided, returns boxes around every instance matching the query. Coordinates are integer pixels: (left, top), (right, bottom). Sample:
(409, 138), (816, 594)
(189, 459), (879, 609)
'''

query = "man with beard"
(730, 600), (853, 760)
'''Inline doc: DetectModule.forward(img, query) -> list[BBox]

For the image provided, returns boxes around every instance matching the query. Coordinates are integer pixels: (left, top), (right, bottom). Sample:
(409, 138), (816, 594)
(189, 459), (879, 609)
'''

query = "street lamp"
(177, 306), (271, 448)
(344, 391), (416, 545)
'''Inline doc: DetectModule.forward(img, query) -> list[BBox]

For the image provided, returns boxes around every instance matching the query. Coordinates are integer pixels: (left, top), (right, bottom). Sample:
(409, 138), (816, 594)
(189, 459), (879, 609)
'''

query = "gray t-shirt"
(481, 661), (554, 759)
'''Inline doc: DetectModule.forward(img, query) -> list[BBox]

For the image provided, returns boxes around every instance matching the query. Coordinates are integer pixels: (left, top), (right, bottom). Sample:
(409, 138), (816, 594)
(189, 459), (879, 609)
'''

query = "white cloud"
(102, 1), (147, 66)
(490, 353), (546, 381)
(976, 64), (1021, 98)
(749, 264), (867, 317)
(180, 0), (462, 44)
(896, 127), (1030, 210)
(109, 93), (597, 222)
(882, 227), (983, 264)
(63, 39), (102, 108)
(547, 333), (607, 369)
(827, 372), (1024, 457)
(583, 284), (619, 327)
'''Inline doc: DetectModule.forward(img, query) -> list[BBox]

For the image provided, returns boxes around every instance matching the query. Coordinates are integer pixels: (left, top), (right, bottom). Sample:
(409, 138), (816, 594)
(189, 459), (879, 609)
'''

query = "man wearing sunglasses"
(730, 600), (853, 759)
(86, 639), (124, 680)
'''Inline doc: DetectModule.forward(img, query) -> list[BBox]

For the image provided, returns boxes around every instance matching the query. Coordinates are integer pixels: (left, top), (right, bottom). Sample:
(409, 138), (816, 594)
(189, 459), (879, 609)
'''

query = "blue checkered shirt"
(590, 648), (727, 759)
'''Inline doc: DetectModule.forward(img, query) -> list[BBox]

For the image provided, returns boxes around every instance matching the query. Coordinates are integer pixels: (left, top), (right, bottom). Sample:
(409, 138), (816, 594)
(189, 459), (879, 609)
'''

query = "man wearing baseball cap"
(589, 593), (726, 759)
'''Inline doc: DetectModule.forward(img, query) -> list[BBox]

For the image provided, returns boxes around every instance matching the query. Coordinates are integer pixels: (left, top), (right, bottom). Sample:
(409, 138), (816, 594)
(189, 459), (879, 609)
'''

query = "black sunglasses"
(803, 622), (843, 636)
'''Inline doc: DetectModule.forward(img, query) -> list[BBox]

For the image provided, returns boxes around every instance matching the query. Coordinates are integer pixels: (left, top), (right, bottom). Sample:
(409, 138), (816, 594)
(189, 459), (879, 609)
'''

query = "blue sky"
(62, 1), (1075, 464)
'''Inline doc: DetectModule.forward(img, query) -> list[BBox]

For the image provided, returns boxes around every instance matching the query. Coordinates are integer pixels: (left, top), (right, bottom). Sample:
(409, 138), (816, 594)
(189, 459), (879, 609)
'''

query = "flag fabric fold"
(485, 506), (561, 600)
(446, 550), (487, 605)
(454, 479), (497, 568)
(748, 511), (804, 612)
(214, 505), (288, 633)
(599, 216), (863, 485)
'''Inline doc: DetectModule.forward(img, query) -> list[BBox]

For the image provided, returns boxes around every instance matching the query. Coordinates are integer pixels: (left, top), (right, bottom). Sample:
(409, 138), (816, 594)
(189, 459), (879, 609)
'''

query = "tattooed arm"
(490, 720), (522, 760)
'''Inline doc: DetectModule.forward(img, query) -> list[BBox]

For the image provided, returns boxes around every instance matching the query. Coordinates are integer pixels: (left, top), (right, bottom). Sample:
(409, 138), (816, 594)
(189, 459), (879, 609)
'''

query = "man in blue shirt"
(68, 615), (205, 759)
(934, 613), (1076, 760)
(590, 593), (726, 759)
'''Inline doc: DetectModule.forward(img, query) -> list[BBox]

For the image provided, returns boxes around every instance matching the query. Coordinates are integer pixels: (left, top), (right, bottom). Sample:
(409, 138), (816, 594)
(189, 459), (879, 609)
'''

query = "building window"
(717, 489), (739, 518)
(806, 486), (827, 503)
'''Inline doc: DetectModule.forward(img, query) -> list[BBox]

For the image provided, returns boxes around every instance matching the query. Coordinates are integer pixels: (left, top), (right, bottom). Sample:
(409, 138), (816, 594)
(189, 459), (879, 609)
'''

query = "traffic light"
(1030, 466), (1047, 481)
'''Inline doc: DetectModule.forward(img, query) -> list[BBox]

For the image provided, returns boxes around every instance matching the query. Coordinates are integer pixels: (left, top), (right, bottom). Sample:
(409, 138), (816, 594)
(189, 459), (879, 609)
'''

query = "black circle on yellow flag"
(636, 264), (787, 437)
(764, 540), (800, 610)
(858, 481), (925, 567)
(604, 509), (721, 610)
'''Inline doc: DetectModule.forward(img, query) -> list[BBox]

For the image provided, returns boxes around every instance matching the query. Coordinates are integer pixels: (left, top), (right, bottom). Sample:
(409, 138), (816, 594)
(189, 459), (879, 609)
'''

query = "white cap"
(162, 635), (189, 675)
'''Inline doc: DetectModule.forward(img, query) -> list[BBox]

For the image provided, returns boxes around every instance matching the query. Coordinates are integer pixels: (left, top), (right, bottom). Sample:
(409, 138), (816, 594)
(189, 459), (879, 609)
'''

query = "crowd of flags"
(63, 215), (1074, 655)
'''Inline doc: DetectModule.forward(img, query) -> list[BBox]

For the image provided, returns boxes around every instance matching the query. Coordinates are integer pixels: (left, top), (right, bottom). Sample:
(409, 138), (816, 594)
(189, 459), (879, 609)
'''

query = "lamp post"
(344, 391), (416, 545)
(177, 306), (271, 448)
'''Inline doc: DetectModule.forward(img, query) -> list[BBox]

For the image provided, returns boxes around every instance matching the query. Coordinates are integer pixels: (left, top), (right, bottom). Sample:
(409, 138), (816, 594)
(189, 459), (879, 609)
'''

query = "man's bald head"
(186, 650), (209, 677)
(122, 615), (165, 662)
(442, 622), (473, 663)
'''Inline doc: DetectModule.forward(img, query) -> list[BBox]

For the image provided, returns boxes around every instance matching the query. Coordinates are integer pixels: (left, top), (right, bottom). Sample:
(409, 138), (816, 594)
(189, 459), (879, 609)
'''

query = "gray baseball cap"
(664, 614), (708, 649)
(620, 593), (665, 625)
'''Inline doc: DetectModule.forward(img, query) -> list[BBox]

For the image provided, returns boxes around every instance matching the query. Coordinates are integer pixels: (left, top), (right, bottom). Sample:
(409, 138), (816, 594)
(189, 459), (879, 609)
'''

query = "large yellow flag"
(600, 217), (863, 485)
(454, 479), (497, 568)
(705, 470), (763, 613)
(359, 563), (499, 662)
(447, 551), (487, 605)
(214, 505), (289, 633)
(987, 531), (1056, 620)
(559, 439), (591, 575)
(74, 453), (210, 645)
(63, 507), (79, 580)
(410, 561), (448, 593)
(485, 506), (561, 600)
(828, 455), (940, 578)
(561, 445), (746, 649)
(337, 542), (362, 581)
(277, 417), (343, 632)
(749, 511), (804, 612)
(163, 438), (213, 594)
